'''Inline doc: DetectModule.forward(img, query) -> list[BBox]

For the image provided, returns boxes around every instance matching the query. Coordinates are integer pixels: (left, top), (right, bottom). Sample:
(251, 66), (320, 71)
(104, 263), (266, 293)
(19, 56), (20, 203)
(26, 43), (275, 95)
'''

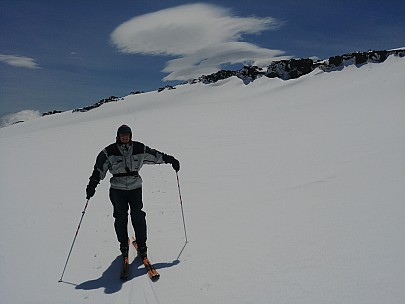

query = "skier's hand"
(86, 179), (98, 199)
(164, 155), (180, 172)
(171, 157), (180, 172)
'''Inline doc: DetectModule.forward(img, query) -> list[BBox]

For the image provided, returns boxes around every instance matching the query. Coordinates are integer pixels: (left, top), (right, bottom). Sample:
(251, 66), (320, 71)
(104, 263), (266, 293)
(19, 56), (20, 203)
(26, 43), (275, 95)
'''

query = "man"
(86, 124), (180, 260)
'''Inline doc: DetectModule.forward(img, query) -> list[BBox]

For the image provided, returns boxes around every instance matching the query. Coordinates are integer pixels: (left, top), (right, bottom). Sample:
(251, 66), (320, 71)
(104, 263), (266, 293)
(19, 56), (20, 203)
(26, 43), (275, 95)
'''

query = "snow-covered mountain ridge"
(46, 48), (405, 115)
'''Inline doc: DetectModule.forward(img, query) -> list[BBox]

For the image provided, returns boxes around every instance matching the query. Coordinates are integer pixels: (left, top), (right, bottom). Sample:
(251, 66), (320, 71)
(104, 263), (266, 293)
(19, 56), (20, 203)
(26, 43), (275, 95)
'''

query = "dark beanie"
(116, 125), (132, 144)
(117, 124), (132, 136)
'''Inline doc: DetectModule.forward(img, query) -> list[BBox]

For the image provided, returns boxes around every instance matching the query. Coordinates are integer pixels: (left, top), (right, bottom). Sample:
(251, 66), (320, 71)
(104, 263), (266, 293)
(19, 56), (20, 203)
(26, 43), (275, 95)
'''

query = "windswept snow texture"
(1, 55), (405, 304)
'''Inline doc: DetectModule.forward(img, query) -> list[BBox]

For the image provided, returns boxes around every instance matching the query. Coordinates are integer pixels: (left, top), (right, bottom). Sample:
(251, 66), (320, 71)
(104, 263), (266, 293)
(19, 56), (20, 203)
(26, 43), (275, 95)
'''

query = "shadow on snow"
(75, 255), (179, 294)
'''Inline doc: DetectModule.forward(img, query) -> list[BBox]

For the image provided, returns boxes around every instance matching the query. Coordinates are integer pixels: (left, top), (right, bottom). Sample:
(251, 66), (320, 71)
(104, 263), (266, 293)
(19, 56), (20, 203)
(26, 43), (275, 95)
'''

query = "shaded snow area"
(1, 55), (405, 303)
(0, 109), (41, 127)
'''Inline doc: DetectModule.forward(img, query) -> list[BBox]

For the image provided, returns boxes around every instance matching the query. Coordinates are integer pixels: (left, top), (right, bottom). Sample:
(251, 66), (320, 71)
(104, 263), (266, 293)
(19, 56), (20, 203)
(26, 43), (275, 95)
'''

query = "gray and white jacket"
(89, 141), (171, 190)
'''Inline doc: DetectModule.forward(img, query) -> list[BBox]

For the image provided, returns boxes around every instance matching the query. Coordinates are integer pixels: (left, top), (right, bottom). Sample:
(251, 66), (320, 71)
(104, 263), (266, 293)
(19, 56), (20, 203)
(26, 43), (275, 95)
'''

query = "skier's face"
(119, 133), (131, 144)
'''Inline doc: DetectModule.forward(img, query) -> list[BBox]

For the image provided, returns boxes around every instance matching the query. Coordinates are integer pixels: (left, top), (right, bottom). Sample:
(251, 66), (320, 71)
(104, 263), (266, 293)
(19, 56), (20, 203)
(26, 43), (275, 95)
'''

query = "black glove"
(86, 179), (98, 199)
(163, 155), (180, 172)
(171, 157), (180, 172)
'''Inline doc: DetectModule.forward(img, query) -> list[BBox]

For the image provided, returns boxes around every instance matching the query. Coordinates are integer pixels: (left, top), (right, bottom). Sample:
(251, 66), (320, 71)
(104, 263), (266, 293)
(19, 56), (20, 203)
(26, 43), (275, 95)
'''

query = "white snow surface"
(1, 56), (405, 303)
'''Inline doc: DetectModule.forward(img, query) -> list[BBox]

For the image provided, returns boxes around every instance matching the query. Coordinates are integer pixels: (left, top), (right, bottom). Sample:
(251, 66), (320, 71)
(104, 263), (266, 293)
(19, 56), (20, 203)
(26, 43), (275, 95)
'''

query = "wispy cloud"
(111, 3), (289, 81)
(0, 54), (41, 69)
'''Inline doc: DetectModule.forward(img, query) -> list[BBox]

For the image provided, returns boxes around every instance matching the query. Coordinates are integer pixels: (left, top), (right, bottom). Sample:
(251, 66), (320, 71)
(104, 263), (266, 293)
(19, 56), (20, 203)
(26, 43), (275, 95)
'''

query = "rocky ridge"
(47, 48), (405, 115)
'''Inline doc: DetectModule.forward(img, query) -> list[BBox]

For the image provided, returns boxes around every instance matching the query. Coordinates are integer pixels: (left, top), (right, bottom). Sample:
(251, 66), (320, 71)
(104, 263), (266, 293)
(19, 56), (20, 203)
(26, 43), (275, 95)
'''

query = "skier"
(85, 124), (180, 261)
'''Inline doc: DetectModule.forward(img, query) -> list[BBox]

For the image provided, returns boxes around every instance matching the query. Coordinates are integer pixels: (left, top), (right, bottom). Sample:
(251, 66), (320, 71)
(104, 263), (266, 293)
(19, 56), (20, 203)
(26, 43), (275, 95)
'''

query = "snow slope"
(1, 55), (405, 304)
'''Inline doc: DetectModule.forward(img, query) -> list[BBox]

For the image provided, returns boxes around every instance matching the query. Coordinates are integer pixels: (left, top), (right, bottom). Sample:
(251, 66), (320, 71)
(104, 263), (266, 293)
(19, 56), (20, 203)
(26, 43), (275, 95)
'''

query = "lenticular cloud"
(0, 54), (40, 69)
(110, 3), (288, 80)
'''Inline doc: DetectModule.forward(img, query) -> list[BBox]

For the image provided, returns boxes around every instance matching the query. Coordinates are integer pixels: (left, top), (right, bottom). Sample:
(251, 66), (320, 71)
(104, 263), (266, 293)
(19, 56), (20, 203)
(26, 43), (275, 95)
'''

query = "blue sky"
(1, 0), (404, 117)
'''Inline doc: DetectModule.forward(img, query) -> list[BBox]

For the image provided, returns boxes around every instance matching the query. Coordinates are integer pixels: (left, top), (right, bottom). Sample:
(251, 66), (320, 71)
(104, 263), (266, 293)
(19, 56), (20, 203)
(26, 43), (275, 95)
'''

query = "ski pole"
(176, 172), (188, 243)
(58, 198), (90, 282)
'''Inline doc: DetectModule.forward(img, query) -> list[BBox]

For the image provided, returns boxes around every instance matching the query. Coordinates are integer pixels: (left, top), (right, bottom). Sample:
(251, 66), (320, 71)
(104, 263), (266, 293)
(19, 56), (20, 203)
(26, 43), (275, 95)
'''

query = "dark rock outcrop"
(194, 48), (405, 84)
(158, 85), (176, 92)
(42, 110), (63, 116)
(72, 95), (119, 113)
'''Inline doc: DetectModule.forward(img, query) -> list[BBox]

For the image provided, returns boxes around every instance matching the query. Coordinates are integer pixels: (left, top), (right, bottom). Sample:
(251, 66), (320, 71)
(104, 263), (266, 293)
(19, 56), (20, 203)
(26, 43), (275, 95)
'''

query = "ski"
(132, 238), (160, 281)
(120, 256), (130, 281)
(120, 239), (130, 281)
(142, 257), (160, 281)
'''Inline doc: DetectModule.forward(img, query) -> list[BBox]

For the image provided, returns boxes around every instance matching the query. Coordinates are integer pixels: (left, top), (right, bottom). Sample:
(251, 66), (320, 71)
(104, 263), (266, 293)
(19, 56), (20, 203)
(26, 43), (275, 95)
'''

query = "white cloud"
(163, 42), (287, 81)
(111, 3), (289, 81)
(0, 110), (41, 127)
(0, 54), (40, 69)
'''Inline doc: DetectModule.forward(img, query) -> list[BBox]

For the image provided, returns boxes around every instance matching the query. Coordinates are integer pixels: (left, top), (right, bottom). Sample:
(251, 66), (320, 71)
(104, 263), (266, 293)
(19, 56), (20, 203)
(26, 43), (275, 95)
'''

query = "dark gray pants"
(109, 187), (147, 249)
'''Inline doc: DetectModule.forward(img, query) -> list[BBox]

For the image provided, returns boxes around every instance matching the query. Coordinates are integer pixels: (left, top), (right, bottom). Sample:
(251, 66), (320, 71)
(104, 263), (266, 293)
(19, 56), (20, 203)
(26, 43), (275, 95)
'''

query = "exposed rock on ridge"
(196, 49), (405, 84)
